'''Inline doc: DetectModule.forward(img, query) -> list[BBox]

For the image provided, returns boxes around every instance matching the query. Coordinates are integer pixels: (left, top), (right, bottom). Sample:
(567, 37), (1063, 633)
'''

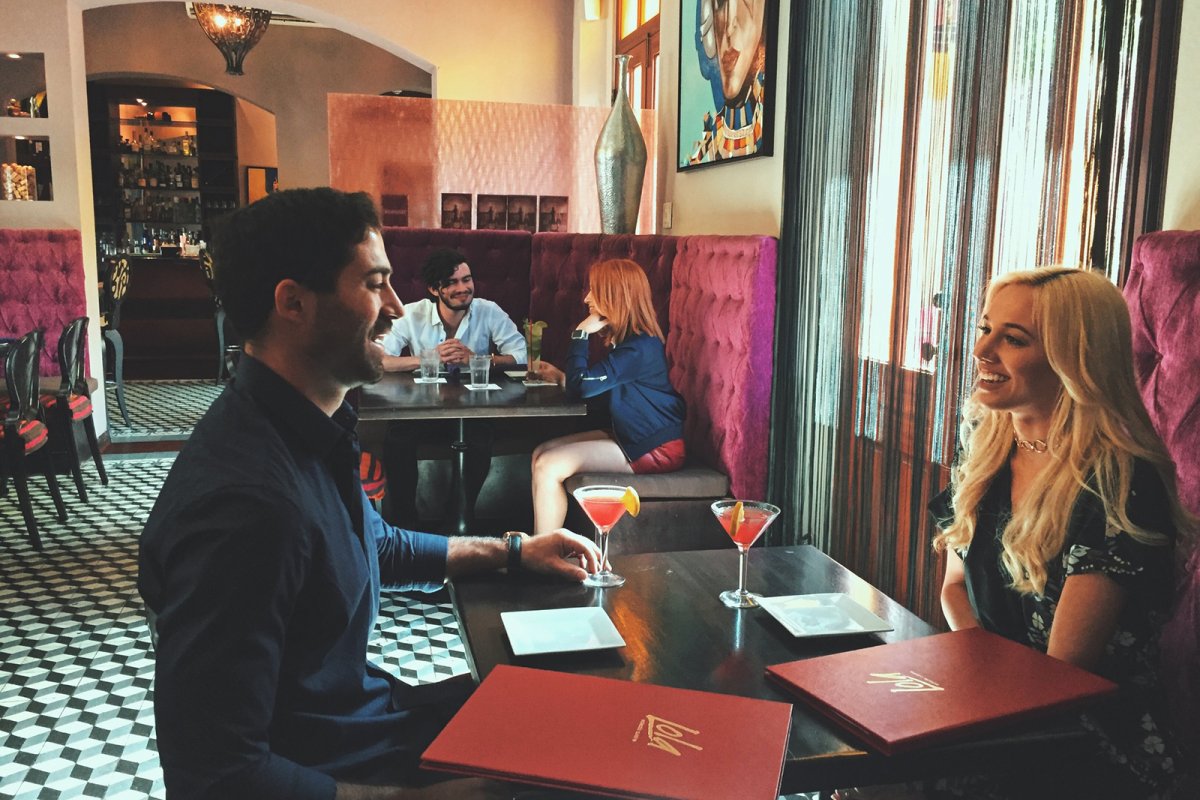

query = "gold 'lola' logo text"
(631, 714), (704, 756)
(866, 672), (944, 693)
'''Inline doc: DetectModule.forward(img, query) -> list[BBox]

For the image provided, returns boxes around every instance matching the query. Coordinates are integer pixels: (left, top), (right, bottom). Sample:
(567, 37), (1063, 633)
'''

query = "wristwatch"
(503, 531), (525, 574)
(571, 329), (590, 340)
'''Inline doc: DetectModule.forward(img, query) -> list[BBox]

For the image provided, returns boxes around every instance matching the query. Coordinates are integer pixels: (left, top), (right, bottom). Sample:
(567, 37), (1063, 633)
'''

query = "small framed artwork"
(506, 195), (536, 232)
(676, 0), (778, 171)
(441, 193), (472, 229)
(476, 194), (507, 230)
(381, 193), (408, 227)
(538, 196), (568, 232)
(246, 166), (279, 204)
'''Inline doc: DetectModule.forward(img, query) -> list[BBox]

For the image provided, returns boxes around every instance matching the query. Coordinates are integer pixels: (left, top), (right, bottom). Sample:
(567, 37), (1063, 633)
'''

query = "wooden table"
(449, 546), (1093, 794)
(358, 368), (586, 534)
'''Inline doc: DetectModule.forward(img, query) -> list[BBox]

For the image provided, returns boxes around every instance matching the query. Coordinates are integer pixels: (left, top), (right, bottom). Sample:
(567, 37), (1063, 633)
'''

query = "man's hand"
(576, 313), (608, 335)
(523, 529), (602, 581)
(436, 338), (473, 365)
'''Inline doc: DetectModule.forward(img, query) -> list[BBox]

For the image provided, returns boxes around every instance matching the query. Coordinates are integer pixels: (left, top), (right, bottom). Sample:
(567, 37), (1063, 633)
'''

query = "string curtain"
(770, 0), (1175, 622)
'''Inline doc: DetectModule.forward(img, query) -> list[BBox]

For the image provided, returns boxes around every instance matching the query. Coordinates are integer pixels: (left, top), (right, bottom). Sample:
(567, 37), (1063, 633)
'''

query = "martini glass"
(572, 485), (629, 587)
(711, 500), (781, 608)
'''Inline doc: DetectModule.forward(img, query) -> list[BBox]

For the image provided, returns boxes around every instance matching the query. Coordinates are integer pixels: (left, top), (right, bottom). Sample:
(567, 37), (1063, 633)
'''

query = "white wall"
(1164, 0), (1200, 230)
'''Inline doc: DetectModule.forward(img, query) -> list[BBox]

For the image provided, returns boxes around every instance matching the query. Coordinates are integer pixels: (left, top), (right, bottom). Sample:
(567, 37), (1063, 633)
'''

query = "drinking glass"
(572, 485), (630, 587)
(468, 354), (491, 388)
(711, 500), (780, 608)
(418, 348), (440, 381)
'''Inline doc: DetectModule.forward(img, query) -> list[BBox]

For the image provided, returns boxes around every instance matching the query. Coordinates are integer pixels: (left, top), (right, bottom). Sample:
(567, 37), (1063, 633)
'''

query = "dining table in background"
(447, 546), (1095, 795)
(357, 367), (586, 534)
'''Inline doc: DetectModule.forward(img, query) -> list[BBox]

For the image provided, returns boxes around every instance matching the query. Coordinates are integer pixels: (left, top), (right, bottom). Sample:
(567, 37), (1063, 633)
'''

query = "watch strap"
(504, 531), (523, 574)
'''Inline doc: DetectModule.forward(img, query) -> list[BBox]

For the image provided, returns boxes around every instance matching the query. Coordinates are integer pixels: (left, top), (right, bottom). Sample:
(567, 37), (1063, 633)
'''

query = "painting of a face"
(713, 0), (767, 104)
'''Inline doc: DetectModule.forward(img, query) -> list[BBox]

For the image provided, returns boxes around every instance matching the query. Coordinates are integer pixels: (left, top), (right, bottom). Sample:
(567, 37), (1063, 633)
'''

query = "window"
(616, 0), (660, 109)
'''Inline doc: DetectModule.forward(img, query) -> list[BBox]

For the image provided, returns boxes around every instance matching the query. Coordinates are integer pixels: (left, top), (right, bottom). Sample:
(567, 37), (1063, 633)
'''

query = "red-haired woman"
(530, 259), (686, 535)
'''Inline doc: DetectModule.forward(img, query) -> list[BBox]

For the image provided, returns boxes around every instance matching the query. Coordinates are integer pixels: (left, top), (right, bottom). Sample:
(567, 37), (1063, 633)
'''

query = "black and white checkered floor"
(105, 381), (225, 442)
(0, 458), (470, 799)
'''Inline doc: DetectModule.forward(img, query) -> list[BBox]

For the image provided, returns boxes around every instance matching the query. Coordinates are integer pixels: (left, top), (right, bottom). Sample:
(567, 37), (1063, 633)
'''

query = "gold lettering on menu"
(866, 672), (944, 692)
(641, 714), (703, 756)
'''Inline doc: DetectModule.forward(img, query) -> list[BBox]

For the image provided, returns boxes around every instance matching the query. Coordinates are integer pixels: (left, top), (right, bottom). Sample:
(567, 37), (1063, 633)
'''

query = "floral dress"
(929, 459), (1182, 798)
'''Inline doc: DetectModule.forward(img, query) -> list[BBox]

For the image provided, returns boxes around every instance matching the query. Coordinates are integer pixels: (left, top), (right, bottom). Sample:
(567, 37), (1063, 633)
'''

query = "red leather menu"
(421, 665), (792, 800)
(766, 627), (1117, 755)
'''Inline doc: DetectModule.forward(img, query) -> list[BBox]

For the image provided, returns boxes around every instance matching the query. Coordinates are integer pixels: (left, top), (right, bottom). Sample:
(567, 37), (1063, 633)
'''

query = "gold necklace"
(1014, 436), (1048, 453)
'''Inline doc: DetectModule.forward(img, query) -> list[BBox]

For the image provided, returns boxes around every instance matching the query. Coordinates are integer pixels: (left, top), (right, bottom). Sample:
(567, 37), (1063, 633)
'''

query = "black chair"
(99, 255), (132, 426)
(1, 331), (69, 550)
(200, 248), (238, 384)
(41, 317), (107, 502)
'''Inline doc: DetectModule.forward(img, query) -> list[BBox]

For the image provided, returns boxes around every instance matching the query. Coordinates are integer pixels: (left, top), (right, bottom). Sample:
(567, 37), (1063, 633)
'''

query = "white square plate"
(501, 607), (626, 656)
(757, 593), (893, 639)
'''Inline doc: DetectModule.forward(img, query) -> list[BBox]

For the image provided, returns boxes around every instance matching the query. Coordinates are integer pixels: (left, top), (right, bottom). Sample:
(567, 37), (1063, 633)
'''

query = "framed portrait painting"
(677, 0), (778, 171)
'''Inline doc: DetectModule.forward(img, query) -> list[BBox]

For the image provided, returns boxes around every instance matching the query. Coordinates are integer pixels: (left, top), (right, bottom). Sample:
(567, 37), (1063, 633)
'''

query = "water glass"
(468, 354), (492, 388)
(419, 348), (441, 380)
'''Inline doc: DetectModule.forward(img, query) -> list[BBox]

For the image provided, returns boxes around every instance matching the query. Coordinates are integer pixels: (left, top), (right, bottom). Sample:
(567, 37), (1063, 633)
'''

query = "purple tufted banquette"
(0, 229), (88, 377)
(1123, 229), (1200, 758)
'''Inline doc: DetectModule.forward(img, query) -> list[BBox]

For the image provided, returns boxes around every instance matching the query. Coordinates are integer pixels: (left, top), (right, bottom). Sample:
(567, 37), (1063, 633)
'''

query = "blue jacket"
(564, 332), (686, 461)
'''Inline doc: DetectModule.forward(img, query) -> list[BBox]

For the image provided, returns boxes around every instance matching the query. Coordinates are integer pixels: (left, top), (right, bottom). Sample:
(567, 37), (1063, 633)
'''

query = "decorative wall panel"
(328, 94), (656, 233)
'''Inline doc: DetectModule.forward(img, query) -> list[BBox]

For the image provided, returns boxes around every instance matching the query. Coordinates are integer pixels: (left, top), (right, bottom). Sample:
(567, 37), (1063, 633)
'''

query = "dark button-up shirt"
(139, 356), (449, 800)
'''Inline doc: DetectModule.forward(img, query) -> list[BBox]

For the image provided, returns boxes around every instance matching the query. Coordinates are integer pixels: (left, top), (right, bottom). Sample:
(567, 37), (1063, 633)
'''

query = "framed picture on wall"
(441, 193), (472, 229)
(676, 0), (778, 171)
(538, 196), (568, 232)
(506, 195), (536, 232)
(381, 193), (408, 227)
(477, 194), (507, 230)
(246, 166), (279, 204)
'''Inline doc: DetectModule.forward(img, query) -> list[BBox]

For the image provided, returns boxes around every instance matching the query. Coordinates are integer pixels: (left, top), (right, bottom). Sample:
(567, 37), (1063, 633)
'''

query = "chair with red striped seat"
(40, 316), (107, 502)
(360, 450), (386, 511)
(2, 330), (69, 550)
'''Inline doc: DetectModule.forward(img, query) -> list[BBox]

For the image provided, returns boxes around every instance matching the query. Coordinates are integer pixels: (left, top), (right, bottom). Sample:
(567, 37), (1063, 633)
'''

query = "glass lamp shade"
(193, 4), (272, 76)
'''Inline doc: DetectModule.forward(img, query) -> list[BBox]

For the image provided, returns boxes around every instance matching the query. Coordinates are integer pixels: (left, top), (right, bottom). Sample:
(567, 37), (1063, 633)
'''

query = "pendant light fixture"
(193, 4), (272, 76)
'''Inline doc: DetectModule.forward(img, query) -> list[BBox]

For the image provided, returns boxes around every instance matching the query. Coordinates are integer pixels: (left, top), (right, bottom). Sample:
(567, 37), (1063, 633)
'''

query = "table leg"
(449, 417), (473, 535)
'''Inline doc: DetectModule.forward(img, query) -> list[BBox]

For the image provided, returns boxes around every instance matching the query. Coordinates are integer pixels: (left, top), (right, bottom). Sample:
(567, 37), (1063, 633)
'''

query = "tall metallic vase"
(595, 55), (647, 234)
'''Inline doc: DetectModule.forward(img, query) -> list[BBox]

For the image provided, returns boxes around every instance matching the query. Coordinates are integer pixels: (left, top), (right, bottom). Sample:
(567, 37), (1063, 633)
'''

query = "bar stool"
(99, 255), (132, 426)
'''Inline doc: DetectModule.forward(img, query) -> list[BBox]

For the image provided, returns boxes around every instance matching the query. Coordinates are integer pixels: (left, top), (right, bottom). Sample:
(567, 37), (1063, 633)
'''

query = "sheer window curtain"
(769, 0), (1179, 622)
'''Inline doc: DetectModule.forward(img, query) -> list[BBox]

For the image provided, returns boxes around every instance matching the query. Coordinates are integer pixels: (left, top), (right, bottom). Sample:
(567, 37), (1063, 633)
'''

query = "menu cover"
(766, 627), (1117, 755)
(421, 665), (792, 800)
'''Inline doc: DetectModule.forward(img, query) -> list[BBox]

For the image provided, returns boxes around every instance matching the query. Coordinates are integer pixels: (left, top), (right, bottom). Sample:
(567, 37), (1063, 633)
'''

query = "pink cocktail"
(712, 500), (781, 608)
(572, 485), (630, 588)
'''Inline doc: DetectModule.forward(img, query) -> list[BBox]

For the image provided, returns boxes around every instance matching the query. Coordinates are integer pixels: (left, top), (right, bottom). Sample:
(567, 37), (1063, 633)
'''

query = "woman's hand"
(528, 359), (565, 387)
(577, 313), (608, 335)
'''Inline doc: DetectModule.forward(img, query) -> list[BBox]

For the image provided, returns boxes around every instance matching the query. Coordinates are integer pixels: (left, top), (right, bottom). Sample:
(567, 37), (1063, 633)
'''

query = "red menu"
(766, 627), (1117, 755)
(421, 665), (792, 800)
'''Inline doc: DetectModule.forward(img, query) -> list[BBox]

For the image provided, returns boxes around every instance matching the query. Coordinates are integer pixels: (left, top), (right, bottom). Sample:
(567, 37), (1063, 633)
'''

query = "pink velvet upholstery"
(0, 229), (88, 377)
(667, 236), (776, 500)
(1124, 229), (1200, 757)
(380, 228), (531, 329)
(529, 233), (676, 368)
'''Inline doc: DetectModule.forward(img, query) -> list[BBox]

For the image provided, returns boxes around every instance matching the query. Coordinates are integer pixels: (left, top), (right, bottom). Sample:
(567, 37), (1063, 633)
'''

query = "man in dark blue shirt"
(139, 188), (602, 800)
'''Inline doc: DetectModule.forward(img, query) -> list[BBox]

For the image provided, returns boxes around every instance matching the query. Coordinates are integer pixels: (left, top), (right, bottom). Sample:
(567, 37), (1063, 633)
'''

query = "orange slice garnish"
(620, 486), (641, 517)
(729, 501), (745, 539)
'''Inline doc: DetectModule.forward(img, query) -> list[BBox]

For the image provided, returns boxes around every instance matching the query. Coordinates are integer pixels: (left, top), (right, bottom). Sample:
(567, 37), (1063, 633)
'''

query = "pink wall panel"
(328, 94), (656, 233)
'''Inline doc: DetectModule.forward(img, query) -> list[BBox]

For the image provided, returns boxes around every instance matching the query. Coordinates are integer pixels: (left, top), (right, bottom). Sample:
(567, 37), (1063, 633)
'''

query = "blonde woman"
(529, 259), (686, 536)
(930, 267), (1190, 799)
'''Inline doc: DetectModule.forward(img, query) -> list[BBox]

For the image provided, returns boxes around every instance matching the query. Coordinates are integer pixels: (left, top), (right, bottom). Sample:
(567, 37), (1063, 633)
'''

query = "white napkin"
(413, 377), (448, 384)
(522, 379), (557, 387)
(465, 383), (502, 391)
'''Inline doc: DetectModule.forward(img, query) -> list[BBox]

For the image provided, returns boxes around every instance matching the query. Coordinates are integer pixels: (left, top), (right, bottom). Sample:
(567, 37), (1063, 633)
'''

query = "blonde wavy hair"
(587, 259), (664, 346)
(933, 266), (1187, 595)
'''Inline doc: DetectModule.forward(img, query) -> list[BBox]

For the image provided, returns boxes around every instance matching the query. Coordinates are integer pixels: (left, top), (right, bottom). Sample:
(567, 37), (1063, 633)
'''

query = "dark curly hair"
(211, 187), (380, 340)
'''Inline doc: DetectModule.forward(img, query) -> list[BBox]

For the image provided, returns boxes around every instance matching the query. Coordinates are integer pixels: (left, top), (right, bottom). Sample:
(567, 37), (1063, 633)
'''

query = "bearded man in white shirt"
(380, 248), (526, 529)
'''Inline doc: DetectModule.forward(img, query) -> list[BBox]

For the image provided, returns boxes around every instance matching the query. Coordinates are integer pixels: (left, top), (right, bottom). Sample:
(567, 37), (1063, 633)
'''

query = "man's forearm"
(383, 354), (419, 372)
(445, 536), (508, 578)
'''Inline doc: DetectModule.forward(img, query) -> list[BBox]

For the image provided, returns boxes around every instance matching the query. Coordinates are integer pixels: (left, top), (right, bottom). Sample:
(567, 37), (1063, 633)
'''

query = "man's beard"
(314, 303), (390, 389)
(439, 290), (473, 312)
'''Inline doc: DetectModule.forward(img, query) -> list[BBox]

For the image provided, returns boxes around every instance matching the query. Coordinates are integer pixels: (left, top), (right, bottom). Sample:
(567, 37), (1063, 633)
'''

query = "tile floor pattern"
(0, 457), (471, 799)
(104, 380), (225, 442)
